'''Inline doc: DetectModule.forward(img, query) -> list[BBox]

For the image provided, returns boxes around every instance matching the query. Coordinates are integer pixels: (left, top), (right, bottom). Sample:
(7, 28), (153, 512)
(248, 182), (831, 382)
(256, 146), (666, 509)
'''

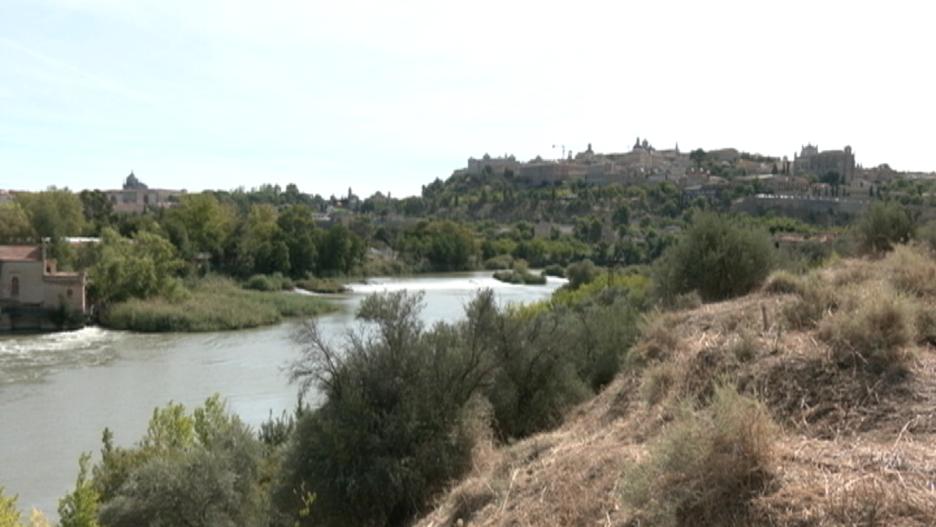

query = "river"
(0, 272), (563, 516)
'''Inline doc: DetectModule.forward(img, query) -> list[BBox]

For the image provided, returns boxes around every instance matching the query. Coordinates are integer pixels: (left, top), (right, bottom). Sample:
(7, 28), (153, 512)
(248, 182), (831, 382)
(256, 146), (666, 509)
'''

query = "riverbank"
(100, 276), (337, 332)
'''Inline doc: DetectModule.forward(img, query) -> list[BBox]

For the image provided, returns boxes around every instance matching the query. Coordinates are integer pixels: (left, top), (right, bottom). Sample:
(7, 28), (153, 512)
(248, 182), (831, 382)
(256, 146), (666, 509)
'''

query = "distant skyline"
(2, 0), (935, 197)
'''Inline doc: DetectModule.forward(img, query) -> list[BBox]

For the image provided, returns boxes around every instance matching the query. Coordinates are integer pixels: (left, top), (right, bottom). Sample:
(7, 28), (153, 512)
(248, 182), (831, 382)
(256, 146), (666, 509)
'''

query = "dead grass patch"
(763, 270), (805, 295)
(818, 288), (917, 374)
(620, 384), (777, 526)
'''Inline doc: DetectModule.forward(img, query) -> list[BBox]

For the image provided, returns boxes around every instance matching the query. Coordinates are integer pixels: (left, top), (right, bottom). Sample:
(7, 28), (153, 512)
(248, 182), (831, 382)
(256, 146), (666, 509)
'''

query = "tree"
(0, 202), (35, 242)
(167, 193), (234, 258)
(78, 190), (114, 234)
(0, 487), (21, 527)
(689, 148), (707, 169)
(612, 204), (631, 226)
(90, 228), (184, 304)
(234, 204), (290, 276)
(93, 396), (269, 527)
(58, 453), (100, 527)
(16, 188), (86, 240)
(277, 205), (319, 277)
(317, 224), (365, 275)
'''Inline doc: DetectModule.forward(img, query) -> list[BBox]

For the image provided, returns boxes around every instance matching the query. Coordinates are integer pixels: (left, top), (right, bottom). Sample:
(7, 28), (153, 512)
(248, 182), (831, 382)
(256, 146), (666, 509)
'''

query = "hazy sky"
(2, 1), (934, 197)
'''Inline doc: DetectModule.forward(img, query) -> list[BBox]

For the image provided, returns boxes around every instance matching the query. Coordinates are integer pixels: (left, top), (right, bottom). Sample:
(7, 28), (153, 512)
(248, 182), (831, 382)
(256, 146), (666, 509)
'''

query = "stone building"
(105, 172), (185, 214)
(0, 245), (86, 331)
(793, 144), (856, 182)
(465, 154), (521, 177)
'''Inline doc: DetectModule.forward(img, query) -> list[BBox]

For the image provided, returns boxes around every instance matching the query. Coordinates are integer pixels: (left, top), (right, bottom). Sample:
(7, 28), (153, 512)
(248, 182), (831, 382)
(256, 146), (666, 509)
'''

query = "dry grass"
(817, 285), (917, 374)
(763, 270), (805, 295)
(630, 311), (684, 364)
(782, 275), (839, 330)
(883, 244), (936, 297)
(415, 249), (936, 527)
(620, 384), (777, 527)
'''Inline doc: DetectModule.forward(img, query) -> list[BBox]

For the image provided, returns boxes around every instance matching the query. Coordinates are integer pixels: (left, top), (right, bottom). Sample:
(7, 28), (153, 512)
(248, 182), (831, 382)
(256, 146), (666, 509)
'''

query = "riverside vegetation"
(1, 175), (876, 332)
(3, 202), (935, 526)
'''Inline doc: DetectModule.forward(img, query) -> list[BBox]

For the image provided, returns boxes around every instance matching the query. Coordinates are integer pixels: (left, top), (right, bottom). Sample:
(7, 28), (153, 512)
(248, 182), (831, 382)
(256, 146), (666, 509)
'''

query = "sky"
(1, 0), (935, 198)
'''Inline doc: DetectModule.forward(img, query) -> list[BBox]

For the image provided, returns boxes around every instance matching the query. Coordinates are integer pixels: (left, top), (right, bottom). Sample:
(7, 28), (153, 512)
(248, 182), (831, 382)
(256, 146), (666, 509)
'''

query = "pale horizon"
(2, 0), (935, 197)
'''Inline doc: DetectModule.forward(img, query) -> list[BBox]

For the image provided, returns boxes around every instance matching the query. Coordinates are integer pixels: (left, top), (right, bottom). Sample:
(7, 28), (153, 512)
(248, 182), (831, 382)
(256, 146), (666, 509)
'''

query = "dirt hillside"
(416, 248), (936, 526)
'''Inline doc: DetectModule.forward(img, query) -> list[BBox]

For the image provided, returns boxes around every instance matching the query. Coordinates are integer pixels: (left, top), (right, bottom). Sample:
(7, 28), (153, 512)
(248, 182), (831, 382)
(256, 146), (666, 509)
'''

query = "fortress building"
(793, 144), (856, 182)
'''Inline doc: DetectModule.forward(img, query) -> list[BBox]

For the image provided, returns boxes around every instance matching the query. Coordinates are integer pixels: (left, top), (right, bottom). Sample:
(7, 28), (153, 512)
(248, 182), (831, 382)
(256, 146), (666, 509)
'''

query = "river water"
(0, 272), (563, 516)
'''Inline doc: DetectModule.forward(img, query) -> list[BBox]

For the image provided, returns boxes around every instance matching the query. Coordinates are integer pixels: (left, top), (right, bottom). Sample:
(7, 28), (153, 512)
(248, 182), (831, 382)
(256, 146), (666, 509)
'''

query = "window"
(11, 277), (19, 297)
(67, 288), (73, 299)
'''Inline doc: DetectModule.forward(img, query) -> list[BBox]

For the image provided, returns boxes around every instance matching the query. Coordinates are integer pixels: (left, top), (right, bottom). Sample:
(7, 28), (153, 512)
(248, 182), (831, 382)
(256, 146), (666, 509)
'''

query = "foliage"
(92, 396), (269, 527)
(15, 188), (86, 240)
(401, 220), (477, 271)
(0, 487), (21, 527)
(0, 202), (35, 242)
(279, 291), (489, 526)
(492, 260), (547, 285)
(542, 263), (565, 277)
(166, 193), (235, 259)
(654, 212), (774, 302)
(621, 385), (776, 526)
(58, 453), (100, 527)
(856, 201), (915, 254)
(101, 276), (334, 332)
(89, 228), (185, 304)
(316, 224), (366, 275)
(233, 204), (291, 276)
(244, 273), (294, 292)
(565, 259), (598, 289)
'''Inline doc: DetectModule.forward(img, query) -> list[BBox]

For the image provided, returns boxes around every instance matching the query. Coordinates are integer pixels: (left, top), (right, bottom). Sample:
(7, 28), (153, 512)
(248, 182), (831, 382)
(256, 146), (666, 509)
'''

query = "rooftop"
(0, 245), (42, 262)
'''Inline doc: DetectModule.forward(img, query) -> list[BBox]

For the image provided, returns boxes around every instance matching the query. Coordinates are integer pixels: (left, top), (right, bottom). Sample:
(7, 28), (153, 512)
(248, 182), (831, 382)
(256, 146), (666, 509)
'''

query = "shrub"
(492, 260), (547, 285)
(762, 270), (804, 295)
(542, 263), (565, 278)
(856, 201), (915, 254)
(654, 212), (775, 302)
(294, 277), (350, 294)
(277, 292), (492, 526)
(621, 385), (776, 526)
(640, 362), (679, 406)
(631, 312), (681, 364)
(244, 273), (294, 291)
(244, 274), (277, 291)
(565, 259), (598, 289)
(482, 254), (513, 270)
(782, 276), (838, 329)
(93, 396), (269, 527)
(916, 221), (936, 252)
(882, 245), (936, 297)
(817, 290), (917, 373)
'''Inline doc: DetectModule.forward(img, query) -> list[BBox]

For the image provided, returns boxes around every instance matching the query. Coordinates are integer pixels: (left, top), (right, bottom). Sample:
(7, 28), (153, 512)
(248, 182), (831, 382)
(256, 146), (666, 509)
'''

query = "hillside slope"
(417, 248), (936, 526)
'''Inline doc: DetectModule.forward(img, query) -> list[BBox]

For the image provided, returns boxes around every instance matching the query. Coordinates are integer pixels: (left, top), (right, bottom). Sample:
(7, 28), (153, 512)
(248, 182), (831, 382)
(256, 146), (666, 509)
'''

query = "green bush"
(621, 385), (776, 526)
(654, 212), (775, 302)
(244, 274), (277, 291)
(294, 277), (350, 294)
(483, 254), (513, 270)
(856, 201), (915, 254)
(277, 292), (491, 526)
(93, 396), (269, 527)
(565, 259), (598, 289)
(542, 263), (565, 278)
